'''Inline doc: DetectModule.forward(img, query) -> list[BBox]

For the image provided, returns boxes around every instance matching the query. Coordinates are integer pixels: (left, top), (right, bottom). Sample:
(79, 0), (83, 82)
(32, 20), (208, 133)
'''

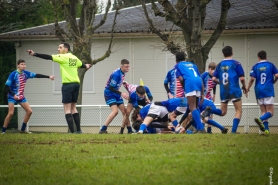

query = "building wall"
(16, 33), (278, 106)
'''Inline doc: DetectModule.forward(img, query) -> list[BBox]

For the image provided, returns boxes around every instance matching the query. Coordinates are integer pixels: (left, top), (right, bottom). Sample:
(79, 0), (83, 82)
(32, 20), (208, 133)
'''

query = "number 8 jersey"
(250, 60), (278, 99)
(214, 59), (245, 101)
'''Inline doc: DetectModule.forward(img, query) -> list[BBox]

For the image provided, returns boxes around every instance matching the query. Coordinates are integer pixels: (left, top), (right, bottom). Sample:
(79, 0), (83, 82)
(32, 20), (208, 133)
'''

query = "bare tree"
(140, 0), (231, 72)
(52, 0), (120, 105)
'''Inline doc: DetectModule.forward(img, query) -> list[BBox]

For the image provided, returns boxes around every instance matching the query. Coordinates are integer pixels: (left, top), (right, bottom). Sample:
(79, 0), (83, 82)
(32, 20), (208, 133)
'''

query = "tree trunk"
(76, 68), (86, 117)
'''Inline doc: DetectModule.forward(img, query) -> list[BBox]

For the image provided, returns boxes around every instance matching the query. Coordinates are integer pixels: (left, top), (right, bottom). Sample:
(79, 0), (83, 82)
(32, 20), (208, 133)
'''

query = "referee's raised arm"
(27, 50), (52, 60)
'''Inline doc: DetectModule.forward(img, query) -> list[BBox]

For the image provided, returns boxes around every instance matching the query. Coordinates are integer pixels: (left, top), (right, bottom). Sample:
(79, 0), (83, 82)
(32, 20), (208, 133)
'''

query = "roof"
(1, 0), (278, 39)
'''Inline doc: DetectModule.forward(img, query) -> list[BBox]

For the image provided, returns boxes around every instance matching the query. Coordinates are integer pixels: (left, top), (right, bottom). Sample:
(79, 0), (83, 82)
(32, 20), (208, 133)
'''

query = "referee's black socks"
(65, 114), (74, 133)
(72, 113), (81, 132)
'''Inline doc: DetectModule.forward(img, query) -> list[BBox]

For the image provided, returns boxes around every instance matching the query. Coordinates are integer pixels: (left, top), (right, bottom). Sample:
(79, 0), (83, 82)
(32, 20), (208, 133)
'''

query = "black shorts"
(62, 83), (80, 103)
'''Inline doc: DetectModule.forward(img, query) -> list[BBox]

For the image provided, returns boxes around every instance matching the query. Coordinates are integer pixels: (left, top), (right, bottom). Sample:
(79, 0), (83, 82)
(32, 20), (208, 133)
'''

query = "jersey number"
(189, 68), (197, 77)
(260, 73), (266, 84)
(222, 72), (229, 85)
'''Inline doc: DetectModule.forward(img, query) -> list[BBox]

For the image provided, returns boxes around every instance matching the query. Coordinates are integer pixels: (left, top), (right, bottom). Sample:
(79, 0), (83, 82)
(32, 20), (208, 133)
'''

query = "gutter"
(1, 28), (278, 41)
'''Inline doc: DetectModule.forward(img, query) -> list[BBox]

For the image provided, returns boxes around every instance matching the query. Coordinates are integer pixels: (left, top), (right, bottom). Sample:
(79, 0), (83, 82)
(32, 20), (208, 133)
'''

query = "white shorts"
(185, 91), (201, 97)
(176, 106), (187, 114)
(257, 97), (274, 105)
(148, 103), (168, 118)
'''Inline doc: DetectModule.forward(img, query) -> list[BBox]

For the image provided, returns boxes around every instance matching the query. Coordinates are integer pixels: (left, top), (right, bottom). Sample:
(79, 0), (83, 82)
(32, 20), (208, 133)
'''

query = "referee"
(27, 43), (91, 133)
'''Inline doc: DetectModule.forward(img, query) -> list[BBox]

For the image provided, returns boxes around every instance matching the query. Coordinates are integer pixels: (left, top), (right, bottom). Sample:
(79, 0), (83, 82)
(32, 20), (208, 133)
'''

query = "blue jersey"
(164, 68), (184, 98)
(214, 59), (245, 101)
(250, 61), (278, 99)
(201, 71), (216, 100)
(198, 98), (216, 113)
(105, 68), (125, 91)
(5, 70), (36, 100)
(140, 104), (151, 120)
(129, 86), (152, 108)
(161, 98), (188, 112)
(175, 62), (202, 93)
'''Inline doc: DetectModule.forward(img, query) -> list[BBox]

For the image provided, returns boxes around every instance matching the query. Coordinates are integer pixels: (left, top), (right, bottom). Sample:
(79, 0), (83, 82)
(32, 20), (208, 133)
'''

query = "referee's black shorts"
(61, 83), (80, 103)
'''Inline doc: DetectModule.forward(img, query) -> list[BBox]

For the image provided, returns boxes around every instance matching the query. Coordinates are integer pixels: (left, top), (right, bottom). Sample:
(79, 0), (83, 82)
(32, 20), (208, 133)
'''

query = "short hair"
(176, 52), (185, 62)
(136, 86), (146, 95)
(131, 108), (141, 123)
(17, 59), (25, 65)
(61, 42), (71, 52)
(258, 50), (267, 60)
(222, 46), (233, 57)
(208, 62), (216, 69)
(121, 59), (129, 65)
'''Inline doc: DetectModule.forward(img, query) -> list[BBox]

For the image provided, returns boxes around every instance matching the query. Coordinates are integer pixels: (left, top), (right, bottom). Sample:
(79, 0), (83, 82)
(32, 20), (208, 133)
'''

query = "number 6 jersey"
(250, 60), (278, 99)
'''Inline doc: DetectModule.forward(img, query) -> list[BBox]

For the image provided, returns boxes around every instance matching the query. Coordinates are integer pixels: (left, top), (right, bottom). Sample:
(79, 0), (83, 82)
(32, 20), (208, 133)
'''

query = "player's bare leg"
(19, 102), (32, 133)
(2, 103), (15, 133)
(119, 103), (133, 134)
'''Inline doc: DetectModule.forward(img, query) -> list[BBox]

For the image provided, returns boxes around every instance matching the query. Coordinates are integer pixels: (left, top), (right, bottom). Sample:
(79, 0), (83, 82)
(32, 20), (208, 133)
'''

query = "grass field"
(0, 133), (277, 185)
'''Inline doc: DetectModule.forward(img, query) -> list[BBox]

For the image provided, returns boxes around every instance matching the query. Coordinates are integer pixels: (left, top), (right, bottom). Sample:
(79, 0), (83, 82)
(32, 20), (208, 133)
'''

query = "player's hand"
(199, 94), (205, 105)
(85, 64), (92, 69)
(242, 86), (248, 97)
(168, 93), (174, 99)
(167, 125), (175, 130)
(13, 95), (20, 100)
(179, 127), (185, 134)
(121, 92), (129, 100)
(27, 50), (34, 56)
(145, 99), (151, 104)
(49, 76), (55, 80)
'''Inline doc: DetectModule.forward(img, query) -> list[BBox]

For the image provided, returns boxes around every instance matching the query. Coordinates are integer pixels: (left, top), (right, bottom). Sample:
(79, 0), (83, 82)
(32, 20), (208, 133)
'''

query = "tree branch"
(141, 0), (180, 54)
(91, 8), (120, 65)
(52, 0), (67, 42)
(202, 0), (230, 59)
(150, 0), (166, 17)
(91, 0), (112, 33)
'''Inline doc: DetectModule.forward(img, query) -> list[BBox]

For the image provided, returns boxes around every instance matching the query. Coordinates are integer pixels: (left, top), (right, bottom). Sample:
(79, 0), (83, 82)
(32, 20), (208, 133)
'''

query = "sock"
(21, 122), (27, 131)
(120, 127), (124, 133)
(72, 113), (81, 131)
(260, 112), (272, 121)
(65, 114), (74, 133)
(139, 123), (147, 132)
(127, 126), (132, 132)
(185, 120), (193, 130)
(232, 118), (240, 133)
(263, 121), (269, 131)
(2, 127), (7, 133)
(191, 121), (197, 129)
(207, 119), (224, 131)
(101, 125), (107, 131)
(207, 127), (212, 133)
(211, 109), (222, 116)
(179, 112), (188, 124)
(172, 120), (178, 127)
(191, 109), (204, 130)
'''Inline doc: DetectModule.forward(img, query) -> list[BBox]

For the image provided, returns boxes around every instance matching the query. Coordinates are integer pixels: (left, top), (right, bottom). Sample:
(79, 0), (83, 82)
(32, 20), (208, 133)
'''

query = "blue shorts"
(8, 98), (27, 104)
(104, 89), (124, 106)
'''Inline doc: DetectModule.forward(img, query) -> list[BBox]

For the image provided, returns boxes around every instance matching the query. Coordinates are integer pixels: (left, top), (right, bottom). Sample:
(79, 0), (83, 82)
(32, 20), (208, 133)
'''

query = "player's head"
(136, 86), (146, 99)
(58, 42), (71, 54)
(208, 62), (216, 76)
(257, 50), (267, 60)
(222, 46), (233, 57)
(120, 59), (130, 73)
(17, 59), (26, 71)
(131, 108), (142, 122)
(176, 52), (185, 63)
